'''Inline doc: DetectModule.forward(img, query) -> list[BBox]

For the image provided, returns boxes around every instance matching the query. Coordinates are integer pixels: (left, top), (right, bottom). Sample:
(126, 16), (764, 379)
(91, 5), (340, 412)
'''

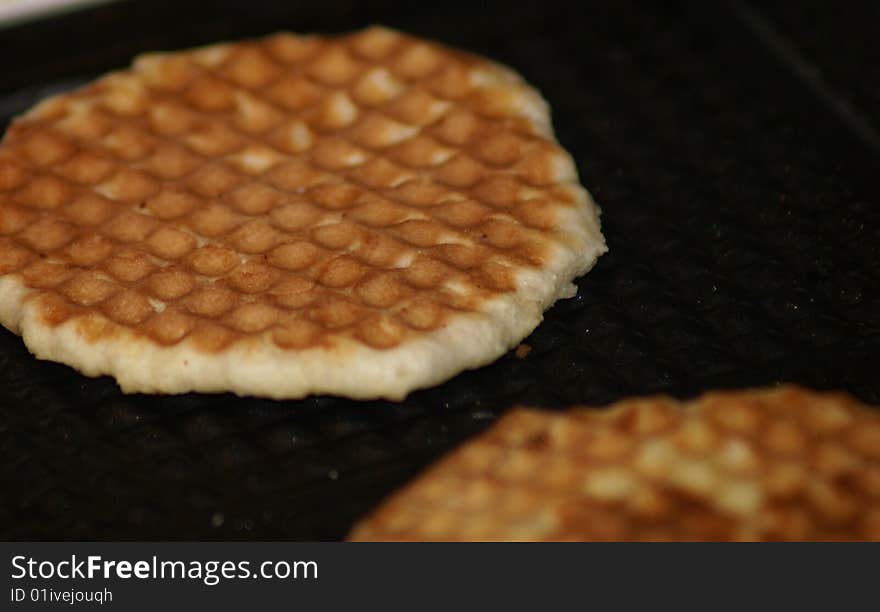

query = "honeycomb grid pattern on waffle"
(0, 26), (604, 398)
(348, 387), (880, 541)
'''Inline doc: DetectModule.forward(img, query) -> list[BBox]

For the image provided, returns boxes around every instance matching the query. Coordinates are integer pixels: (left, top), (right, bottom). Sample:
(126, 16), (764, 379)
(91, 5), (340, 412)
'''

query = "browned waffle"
(0, 27), (605, 398)
(348, 386), (880, 540)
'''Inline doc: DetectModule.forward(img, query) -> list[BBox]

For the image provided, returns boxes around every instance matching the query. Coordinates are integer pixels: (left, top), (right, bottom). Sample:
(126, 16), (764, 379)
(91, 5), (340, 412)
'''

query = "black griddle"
(1, 0), (879, 540)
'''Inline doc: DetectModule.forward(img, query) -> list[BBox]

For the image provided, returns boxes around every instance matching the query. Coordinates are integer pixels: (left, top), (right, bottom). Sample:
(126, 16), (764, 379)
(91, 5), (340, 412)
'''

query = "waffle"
(0, 27), (605, 399)
(348, 386), (880, 540)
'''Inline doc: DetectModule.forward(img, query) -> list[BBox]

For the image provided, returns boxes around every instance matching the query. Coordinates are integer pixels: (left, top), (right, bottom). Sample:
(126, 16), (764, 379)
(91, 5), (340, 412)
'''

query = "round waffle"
(0, 27), (605, 399)
(348, 386), (880, 540)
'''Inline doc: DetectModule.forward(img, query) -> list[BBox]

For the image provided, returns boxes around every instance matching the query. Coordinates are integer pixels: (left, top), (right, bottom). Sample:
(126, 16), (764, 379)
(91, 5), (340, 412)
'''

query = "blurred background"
(1, 1), (878, 540)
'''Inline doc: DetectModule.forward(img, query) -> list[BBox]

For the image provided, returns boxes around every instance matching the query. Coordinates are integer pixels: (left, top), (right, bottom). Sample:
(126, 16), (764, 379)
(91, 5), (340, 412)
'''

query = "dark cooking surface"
(757, 1), (880, 134)
(1, 1), (878, 540)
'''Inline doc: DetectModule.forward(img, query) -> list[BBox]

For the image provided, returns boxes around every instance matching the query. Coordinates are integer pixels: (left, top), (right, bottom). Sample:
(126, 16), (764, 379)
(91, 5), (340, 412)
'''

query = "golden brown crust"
(348, 386), (880, 541)
(0, 27), (595, 354)
(0, 27), (605, 398)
